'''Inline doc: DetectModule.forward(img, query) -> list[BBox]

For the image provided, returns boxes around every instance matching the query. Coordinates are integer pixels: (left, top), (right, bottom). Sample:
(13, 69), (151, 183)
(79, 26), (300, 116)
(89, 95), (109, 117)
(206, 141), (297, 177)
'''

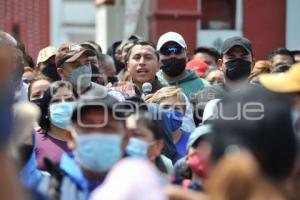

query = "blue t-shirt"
(175, 130), (190, 156)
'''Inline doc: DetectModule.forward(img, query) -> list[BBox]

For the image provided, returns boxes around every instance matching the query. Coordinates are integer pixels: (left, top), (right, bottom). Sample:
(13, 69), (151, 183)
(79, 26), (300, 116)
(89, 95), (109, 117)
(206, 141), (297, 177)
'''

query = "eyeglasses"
(160, 46), (183, 56)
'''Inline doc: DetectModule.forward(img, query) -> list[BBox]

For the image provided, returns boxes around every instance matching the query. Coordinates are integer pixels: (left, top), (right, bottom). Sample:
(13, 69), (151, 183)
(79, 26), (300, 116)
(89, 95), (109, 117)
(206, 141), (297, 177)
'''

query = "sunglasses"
(160, 46), (183, 56)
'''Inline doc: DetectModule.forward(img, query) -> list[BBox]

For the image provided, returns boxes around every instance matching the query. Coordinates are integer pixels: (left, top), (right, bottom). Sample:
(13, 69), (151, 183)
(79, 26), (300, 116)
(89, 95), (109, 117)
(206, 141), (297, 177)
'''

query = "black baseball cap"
(221, 36), (253, 55)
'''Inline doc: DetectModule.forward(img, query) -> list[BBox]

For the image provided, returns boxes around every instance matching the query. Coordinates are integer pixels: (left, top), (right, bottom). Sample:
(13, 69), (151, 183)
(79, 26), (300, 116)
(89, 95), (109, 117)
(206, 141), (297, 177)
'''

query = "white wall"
(95, 0), (124, 52)
(286, 0), (300, 50)
(135, 0), (149, 40)
(95, 0), (149, 53)
(50, 0), (96, 47)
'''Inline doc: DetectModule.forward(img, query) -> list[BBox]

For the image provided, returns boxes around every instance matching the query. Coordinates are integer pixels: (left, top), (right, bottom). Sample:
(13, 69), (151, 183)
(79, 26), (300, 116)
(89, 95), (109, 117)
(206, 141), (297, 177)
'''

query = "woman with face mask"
(28, 75), (52, 130)
(35, 81), (76, 170)
(146, 86), (190, 157)
(15, 75), (52, 188)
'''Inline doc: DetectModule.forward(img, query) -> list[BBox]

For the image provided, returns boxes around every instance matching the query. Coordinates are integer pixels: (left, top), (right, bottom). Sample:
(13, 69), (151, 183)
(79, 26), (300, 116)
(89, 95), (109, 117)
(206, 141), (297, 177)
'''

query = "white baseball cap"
(156, 31), (187, 51)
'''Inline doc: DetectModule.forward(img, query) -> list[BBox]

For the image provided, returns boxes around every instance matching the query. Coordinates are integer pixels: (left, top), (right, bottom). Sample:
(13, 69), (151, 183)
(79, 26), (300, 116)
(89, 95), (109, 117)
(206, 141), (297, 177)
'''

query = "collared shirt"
(59, 153), (103, 200)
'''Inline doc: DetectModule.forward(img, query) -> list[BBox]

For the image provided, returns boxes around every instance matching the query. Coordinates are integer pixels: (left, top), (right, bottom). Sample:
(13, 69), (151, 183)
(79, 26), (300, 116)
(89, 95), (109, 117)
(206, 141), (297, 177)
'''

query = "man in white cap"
(156, 31), (210, 100)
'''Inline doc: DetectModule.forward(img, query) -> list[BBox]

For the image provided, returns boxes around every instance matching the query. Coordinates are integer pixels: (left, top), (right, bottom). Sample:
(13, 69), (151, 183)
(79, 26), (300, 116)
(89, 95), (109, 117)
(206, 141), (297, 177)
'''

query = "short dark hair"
(132, 111), (164, 141)
(211, 86), (296, 180)
(194, 46), (220, 63)
(125, 41), (160, 63)
(268, 48), (295, 63)
(24, 53), (35, 68)
(39, 81), (73, 132)
(270, 64), (291, 74)
(28, 74), (52, 100)
(16, 40), (35, 68)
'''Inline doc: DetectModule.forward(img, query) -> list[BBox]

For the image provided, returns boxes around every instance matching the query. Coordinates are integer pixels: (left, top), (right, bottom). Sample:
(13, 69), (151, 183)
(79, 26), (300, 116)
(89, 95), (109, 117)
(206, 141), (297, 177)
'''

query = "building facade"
(0, 0), (96, 61)
(0, 0), (50, 59)
(96, 0), (300, 59)
(1, 0), (300, 60)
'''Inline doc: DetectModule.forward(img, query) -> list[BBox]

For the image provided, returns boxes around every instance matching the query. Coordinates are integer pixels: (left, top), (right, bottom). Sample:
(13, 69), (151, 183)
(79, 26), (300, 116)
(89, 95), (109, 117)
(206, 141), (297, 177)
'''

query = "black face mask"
(161, 57), (186, 77)
(115, 60), (125, 74)
(107, 76), (118, 85)
(91, 64), (100, 83)
(225, 58), (251, 81)
(42, 63), (61, 81)
(31, 98), (43, 108)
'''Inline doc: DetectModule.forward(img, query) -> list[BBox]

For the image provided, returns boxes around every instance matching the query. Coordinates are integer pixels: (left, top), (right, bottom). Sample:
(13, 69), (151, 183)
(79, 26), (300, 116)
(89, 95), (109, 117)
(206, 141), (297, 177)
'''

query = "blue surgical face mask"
(126, 137), (150, 159)
(165, 109), (183, 132)
(69, 65), (92, 88)
(49, 102), (76, 129)
(75, 133), (122, 173)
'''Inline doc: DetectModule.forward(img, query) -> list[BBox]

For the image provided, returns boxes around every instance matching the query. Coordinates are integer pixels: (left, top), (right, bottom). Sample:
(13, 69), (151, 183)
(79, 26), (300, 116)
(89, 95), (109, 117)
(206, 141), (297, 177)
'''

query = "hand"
(113, 82), (136, 97)
(143, 93), (153, 102)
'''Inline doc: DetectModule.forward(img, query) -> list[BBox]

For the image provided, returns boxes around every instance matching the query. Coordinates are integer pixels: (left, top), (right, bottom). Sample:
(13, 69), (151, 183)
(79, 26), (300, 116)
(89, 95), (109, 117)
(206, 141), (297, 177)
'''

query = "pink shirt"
(35, 133), (71, 170)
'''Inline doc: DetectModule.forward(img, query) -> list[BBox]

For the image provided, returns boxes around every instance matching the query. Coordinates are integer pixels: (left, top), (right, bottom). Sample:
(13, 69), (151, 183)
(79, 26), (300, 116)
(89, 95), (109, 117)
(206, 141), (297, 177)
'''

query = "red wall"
(149, 0), (201, 54)
(243, 0), (286, 60)
(0, 0), (50, 62)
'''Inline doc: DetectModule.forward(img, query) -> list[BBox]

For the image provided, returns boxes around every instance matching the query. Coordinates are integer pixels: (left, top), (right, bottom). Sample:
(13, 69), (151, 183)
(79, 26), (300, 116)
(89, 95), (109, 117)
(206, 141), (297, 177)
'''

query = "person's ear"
(187, 147), (195, 155)
(183, 49), (188, 58)
(155, 61), (160, 71)
(57, 67), (64, 79)
(217, 58), (225, 72)
(35, 66), (42, 74)
(126, 61), (130, 72)
(251, 57), (256, 70)
(155, 140), (164, 156)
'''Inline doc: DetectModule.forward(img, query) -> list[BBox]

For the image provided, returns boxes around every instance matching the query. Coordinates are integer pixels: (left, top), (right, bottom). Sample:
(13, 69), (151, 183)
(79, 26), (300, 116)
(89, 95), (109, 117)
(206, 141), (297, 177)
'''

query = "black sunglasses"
(160, 46), (183, 56)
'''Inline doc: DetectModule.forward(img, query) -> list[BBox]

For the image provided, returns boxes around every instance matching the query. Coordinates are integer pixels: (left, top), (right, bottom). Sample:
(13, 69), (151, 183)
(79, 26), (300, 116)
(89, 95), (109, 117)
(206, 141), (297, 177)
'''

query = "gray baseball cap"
(186, 124), (212, 151)
(221, 36), (253, 55)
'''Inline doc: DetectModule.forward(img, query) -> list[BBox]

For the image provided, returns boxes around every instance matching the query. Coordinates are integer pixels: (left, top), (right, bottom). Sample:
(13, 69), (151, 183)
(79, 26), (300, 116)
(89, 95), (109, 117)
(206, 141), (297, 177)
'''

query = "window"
(201, 0), (236, 30)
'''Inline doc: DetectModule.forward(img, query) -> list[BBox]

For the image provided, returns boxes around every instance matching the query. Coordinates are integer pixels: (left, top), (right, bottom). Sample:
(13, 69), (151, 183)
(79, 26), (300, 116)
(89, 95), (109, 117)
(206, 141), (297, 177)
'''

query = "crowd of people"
(0, 29), (300, 200)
